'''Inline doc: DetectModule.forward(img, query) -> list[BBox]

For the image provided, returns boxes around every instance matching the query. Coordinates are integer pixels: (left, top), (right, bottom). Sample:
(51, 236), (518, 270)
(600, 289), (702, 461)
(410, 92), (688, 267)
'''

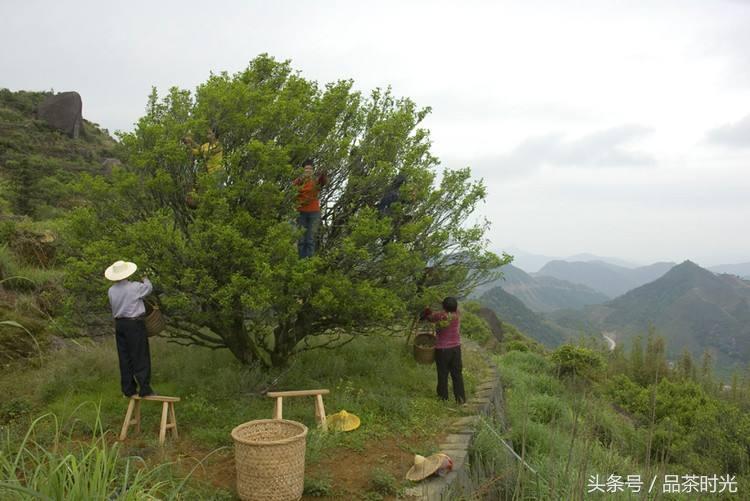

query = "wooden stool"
(267, 389), (330, 431)
(119, 395), (181, 446)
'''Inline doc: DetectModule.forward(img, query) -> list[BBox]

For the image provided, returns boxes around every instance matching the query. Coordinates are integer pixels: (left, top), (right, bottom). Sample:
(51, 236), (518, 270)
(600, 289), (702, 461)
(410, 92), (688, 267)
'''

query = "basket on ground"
(231, 419), (308, 501)
(413, 332), (436, 364)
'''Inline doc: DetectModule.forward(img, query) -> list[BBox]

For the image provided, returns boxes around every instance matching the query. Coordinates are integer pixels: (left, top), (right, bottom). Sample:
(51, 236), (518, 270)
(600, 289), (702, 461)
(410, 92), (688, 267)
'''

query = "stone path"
(404, 338), (504, 500)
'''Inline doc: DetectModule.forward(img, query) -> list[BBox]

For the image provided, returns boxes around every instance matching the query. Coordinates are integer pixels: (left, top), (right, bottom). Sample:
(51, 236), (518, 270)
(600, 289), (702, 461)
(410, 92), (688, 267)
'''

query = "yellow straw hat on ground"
(405, 453), (444, 481)
(105, 260), (137, 281)
(327, 410), (361, 432)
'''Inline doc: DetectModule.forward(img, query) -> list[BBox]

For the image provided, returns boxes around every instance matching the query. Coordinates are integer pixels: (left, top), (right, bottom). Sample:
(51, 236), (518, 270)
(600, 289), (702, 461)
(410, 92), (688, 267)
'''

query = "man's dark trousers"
(114, 318), (153, 397)
(435, 346), (466, 403)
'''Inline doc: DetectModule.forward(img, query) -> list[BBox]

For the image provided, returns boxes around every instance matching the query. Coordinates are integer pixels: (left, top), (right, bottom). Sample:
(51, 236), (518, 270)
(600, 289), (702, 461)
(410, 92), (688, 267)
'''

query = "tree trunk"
(213, 306), (261, 366)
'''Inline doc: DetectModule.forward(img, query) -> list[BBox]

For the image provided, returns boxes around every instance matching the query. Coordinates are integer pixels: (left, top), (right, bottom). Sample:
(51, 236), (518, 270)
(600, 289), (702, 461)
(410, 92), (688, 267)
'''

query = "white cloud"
(707, 114), (750, 148)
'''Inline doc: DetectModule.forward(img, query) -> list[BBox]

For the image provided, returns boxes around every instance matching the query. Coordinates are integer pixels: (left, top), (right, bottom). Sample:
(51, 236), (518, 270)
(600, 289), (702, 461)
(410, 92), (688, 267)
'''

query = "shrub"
(527, 394), (567, 424)
(549, 344), (604, 379)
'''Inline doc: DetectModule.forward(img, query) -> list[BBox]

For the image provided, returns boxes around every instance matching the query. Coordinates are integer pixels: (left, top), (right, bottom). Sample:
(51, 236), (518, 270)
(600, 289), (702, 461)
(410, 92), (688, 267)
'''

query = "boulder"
(101, 157), (122, 176)
(477, 307), (504, 343)
(37, 91), (83, 138)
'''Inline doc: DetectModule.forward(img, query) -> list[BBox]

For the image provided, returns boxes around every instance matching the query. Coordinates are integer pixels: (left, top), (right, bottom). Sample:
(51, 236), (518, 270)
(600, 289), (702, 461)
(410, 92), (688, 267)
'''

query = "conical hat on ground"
(405, 453), (445, 481)
(327, 410), (361, 432)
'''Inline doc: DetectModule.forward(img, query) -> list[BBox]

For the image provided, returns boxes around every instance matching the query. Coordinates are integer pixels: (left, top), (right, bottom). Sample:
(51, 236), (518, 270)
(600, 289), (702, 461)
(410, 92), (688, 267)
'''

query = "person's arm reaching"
(135, 277), (153, 298)
(420, 307), (447, 323)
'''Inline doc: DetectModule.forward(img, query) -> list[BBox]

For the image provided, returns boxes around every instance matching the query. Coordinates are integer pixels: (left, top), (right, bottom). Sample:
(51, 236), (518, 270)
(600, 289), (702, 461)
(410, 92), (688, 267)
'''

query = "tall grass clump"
(0, 403), (189, 500)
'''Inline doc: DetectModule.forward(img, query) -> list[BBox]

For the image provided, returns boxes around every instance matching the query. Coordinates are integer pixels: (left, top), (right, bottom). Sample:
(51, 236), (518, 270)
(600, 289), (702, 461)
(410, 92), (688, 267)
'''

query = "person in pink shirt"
(420, 296), (466, 404)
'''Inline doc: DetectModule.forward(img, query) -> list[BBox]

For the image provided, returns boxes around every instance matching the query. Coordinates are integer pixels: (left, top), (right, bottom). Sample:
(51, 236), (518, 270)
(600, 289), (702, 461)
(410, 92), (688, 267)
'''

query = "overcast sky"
(2, 0), (749, 267)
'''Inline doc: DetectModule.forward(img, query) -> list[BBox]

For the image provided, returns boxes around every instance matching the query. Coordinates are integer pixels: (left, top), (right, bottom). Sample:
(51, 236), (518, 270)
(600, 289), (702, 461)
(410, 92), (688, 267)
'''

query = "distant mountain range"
(536, 260), (676, 298)
(472, 264), (609, 312)
(500, 248), (639, 273)
(548, 260), (750, 373)
(708, 262), (750, 279)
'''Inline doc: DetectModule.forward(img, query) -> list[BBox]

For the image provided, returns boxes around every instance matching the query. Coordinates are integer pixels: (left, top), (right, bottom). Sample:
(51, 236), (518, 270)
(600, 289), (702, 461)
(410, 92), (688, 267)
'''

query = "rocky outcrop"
(101, 157), (122, 176)
(477, 307), (504, 343)
(36, 92), (83, 138)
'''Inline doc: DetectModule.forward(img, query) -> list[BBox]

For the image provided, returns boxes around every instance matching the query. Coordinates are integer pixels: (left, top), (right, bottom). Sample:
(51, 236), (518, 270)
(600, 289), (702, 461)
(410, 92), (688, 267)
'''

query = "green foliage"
(2, 333), (478, 448)
(65, 55), (501, 367)
(0, 407), (192, 500)
(303, 475), (333, 497)
(526, 394), (568, 425)
(369, 467), (400, 496)
(504, 340), (529, 352)
(549, 344), (604, 379)
(0, 89), (118, 220)
(460, 303), (492, 344)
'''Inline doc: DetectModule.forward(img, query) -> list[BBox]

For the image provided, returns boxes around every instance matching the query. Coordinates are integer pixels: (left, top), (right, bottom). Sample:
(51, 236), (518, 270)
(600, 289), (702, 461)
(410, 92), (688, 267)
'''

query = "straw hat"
(327, 410), (361, 432)
(105, 260), (137, 281)
(405, 453), (445, 481)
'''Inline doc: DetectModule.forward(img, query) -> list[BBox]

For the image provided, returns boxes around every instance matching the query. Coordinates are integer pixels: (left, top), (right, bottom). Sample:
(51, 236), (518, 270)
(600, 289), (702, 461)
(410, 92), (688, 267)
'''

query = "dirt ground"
(146, 430), (446, 499)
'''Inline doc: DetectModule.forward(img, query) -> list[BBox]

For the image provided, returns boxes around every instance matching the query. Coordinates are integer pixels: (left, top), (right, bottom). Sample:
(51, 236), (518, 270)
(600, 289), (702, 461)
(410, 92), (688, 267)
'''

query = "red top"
(422, 308), (461, 349)
(293, 173), (327, 212)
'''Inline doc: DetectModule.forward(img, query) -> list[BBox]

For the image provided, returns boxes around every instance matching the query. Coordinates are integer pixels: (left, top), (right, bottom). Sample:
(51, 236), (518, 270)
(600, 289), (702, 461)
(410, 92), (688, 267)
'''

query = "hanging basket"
(413, 332), (436, 364)
(232, 419), (308, 501)
(143, 301), (165, 337)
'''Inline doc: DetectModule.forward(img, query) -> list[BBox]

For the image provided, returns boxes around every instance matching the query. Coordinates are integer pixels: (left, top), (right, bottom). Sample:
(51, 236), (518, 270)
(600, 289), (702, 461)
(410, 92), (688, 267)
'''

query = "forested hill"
(1, 89), (120, 357)
(479, 285), (570, 346)
(0, 88), (118, 219)
(601, 260), (750, 364)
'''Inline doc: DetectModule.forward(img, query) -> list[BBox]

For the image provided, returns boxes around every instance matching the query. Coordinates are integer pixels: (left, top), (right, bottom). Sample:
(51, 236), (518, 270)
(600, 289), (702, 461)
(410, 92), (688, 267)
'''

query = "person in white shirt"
(105, 260), (155, 397)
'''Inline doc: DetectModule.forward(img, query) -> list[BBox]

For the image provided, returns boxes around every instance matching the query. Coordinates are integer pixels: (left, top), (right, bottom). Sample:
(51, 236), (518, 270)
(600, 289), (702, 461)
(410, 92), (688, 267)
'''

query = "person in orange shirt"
(293, 159), (327, 258)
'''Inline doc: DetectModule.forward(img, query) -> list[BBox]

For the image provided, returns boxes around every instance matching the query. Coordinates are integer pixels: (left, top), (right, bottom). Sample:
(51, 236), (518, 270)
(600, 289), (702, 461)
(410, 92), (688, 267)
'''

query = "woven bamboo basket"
(413, 332), (436, 364)
(231, 419), (308, 501)
(143, 302), (165, 337)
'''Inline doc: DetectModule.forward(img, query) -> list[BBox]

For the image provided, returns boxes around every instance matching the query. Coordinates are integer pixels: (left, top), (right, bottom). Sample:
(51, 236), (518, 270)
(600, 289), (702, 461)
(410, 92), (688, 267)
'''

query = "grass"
(0, 403), (196, 500)
(466, 349), (644, 500)
(1, 331), (483, 497)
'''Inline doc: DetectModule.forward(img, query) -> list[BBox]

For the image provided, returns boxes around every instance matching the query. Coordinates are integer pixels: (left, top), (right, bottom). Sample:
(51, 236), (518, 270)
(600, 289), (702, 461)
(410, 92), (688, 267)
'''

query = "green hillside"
(479, 286), (570, 346)
(1, 89), (120, 358)
(0, 88), (118, 219)
(601, 260), (750, 371)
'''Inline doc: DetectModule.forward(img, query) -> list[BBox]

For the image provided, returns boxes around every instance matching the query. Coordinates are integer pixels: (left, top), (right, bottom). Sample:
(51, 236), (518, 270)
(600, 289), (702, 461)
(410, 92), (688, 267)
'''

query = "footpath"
(405, 337), (506, 500)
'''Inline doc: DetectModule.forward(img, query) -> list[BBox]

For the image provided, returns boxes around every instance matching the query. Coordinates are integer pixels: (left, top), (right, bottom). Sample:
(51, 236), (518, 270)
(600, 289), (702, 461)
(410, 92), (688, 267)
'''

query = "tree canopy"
(65, 54), (505, 367)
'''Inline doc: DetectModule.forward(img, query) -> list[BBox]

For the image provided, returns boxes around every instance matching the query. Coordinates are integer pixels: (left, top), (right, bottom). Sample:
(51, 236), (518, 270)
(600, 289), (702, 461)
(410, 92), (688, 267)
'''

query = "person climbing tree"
(68, 56), (506, 368)
(192, 128), (223, 176)
(105, 260), (156, 398)
(293, 158), (327, 258)
(376, 173), (406, 215)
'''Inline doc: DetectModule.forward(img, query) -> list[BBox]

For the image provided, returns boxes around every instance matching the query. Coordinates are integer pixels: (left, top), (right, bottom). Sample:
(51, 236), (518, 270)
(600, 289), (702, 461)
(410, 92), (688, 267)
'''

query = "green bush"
(505, 340), (529, 352)
(549, 344), (604, 379)
(527, 394), (567, 424)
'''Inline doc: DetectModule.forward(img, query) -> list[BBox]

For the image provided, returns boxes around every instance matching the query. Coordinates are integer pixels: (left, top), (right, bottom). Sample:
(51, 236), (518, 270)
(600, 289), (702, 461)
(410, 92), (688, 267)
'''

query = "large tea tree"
(65, 55), (506, 367)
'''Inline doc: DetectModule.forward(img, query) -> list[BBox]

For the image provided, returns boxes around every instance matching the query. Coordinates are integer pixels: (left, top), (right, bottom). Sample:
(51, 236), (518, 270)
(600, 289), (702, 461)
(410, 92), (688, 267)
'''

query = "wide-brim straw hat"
(328, 410), (361, 432)
(105, 260), (137, 281)
(405, 453), (445, 481)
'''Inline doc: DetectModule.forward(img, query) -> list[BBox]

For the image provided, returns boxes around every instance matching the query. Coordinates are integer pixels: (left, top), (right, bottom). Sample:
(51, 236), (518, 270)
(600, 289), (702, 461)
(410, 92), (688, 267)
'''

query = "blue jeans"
(297, 211), (320, 258)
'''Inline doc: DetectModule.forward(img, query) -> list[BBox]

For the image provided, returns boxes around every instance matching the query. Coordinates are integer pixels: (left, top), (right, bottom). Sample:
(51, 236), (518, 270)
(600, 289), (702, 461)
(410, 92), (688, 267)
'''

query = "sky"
(2, 0), (749, 267)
